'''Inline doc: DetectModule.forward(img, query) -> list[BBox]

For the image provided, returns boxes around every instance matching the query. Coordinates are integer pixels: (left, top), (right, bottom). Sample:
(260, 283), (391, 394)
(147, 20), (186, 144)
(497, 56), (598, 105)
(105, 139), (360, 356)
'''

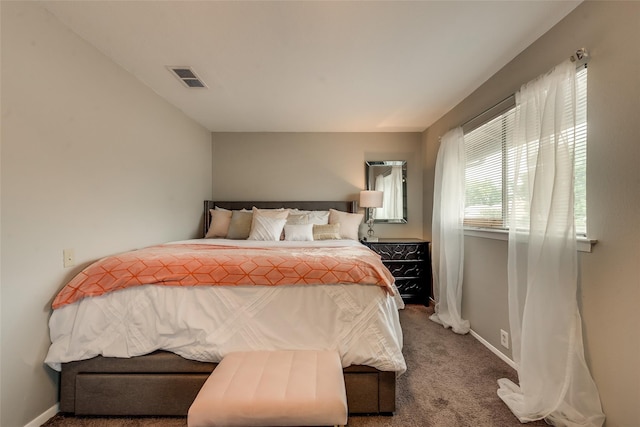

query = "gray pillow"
(226, 211), (253, 239)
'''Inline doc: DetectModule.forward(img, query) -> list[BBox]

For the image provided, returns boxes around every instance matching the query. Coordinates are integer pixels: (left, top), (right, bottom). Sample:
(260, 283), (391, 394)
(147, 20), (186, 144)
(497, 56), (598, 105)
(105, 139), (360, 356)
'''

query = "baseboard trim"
(469, 329), (518, 371)
(24, 403), (58, 427)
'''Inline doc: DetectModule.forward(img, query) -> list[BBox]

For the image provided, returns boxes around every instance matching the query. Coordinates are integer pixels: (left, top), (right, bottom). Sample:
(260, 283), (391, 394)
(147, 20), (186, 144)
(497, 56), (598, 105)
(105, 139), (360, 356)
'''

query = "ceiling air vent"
(168, 66), (207, 89)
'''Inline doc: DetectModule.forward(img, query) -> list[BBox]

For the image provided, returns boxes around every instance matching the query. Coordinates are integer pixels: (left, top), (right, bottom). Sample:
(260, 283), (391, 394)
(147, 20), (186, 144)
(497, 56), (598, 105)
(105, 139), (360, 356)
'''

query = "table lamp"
(360, 190), (383, 242)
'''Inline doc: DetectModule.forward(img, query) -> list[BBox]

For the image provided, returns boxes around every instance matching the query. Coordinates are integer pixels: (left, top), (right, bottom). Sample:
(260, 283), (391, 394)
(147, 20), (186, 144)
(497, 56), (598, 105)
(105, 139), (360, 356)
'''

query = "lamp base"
(363, 236), (379, 242)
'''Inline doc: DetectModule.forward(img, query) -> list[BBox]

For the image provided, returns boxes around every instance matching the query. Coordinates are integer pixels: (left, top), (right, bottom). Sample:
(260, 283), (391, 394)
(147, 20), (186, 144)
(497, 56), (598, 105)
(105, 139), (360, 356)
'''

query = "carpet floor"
(42, 304), (547, 426)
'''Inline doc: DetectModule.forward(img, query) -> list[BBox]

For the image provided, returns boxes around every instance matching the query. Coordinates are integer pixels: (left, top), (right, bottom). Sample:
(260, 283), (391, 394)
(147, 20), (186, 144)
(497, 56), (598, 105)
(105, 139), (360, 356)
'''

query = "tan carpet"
(42, 305), (546, 426)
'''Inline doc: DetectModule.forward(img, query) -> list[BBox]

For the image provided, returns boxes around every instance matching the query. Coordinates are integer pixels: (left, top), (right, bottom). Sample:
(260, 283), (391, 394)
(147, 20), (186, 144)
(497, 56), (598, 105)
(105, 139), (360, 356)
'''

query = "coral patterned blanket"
(52, 242), (394, 309)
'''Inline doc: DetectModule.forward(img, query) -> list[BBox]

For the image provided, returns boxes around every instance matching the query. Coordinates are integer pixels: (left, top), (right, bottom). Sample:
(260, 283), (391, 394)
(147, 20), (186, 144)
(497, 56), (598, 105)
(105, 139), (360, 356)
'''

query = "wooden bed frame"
(58, 200), (397, 416)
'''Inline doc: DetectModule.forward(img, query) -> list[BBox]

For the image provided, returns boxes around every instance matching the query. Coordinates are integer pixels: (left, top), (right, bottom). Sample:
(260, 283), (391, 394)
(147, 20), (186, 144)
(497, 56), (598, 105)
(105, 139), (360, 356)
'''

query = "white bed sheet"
(45, 239), (406, 374)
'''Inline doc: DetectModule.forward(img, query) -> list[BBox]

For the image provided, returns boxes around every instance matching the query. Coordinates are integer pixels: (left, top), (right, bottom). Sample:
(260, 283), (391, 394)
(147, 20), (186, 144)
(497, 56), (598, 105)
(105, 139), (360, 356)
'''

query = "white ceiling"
(38, 1), (581, 132)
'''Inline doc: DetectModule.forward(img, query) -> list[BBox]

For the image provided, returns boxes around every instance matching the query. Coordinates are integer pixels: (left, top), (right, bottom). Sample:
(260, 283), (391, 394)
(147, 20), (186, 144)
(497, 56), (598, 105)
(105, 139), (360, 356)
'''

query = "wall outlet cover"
(500, 329), (509, 349)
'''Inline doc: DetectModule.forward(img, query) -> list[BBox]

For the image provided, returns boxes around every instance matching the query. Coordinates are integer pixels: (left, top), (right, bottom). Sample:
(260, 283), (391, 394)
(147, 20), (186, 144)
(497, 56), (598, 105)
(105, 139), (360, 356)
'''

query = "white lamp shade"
(360, 190), (383, 208)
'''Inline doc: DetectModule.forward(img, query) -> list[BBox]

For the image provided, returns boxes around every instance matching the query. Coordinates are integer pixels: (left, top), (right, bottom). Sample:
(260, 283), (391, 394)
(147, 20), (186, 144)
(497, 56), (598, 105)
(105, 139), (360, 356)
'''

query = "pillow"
(249, 207), (289, 241)
(205, 208), (232, 238)
(248, 213), (287, 241)
(312, 223), (341, 240)
(286, 213), (309, 225)
(329, 209), (364, 240)
(252, 207), (289, 218)
(226, 210), (253, 239)
(295, 210), (330, 225)
(308, 211), (330, 225)
(284, 223), (314, 241)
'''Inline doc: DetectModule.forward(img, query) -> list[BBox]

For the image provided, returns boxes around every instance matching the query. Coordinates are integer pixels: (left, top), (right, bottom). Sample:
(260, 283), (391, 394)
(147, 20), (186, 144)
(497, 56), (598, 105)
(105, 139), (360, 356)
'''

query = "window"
(463, 66), (587, 235)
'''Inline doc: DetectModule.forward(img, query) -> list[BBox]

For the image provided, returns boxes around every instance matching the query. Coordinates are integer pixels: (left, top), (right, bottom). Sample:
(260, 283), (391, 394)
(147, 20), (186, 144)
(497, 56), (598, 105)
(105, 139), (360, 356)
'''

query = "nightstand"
(362, 238), (431, 305)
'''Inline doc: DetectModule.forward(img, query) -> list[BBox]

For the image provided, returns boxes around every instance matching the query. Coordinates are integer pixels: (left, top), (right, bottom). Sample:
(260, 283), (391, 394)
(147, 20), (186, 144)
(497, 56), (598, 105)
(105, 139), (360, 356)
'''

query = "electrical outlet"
(500, 329), (509, 349)
(63, 248), (75, 268)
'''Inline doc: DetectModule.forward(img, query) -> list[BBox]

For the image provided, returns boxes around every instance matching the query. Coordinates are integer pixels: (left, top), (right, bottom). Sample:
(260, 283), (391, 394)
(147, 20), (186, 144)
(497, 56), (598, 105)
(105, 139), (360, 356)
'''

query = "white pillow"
(284, 223), (314, 241)
(295, 210), (330, 225)
(309, 210), (330, 225)
(250, 207), (289, 240)
(253, 207), (288, 218)
(248, 214), (287, 241)
(329, 209), (364, 240)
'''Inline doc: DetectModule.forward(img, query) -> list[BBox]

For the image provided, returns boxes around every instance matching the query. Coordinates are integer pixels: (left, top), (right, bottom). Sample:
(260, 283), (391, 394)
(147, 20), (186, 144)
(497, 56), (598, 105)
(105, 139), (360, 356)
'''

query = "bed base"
(59, 351), (395, 416)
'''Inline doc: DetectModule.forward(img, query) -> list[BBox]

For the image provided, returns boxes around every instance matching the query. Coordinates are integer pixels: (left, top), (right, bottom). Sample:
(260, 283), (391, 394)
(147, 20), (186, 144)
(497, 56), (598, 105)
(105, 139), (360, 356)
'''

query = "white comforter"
(45, 239), (406, 374)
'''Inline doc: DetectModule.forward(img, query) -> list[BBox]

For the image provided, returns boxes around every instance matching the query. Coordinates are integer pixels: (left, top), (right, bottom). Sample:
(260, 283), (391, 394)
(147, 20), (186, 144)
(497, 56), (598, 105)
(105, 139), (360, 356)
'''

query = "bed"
(46, 200), (406, 416)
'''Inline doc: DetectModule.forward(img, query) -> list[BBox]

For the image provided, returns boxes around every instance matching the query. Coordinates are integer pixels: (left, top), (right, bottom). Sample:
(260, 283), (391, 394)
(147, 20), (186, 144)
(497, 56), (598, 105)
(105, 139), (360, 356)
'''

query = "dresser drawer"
(369, 243), (426, 261)
(384, 261), (425, 278)
(363, 239), (431, 305)
(395, 278), (427, 300)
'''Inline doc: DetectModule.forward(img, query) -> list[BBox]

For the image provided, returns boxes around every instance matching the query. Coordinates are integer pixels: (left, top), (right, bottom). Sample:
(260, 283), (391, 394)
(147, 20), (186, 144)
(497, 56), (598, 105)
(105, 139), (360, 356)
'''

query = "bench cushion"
(188, 350), (348, 427)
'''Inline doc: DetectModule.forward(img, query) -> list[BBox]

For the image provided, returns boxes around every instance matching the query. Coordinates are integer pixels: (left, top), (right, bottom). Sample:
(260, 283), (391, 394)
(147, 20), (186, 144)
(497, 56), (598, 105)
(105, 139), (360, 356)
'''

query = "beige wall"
(0, 2), (212, 426)
(212, 132), (423, 239)
(423, 2), (640, 426)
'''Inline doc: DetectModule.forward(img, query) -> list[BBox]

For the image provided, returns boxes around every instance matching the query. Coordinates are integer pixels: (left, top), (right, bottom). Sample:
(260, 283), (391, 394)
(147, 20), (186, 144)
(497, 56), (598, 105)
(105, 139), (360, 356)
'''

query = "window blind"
(464, 105), (515, 228)
(462, 65), (587, 233)
(574, 66), (588, 235)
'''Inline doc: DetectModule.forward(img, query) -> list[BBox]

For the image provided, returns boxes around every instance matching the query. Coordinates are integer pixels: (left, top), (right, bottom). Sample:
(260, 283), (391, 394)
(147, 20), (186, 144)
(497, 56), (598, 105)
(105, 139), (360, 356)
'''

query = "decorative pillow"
(284, 223), (314, 241)
(248, 213), (288, 241)
(286, 213), (309, 225)
(308, 211), (330, 225)
(252, 207), (289, 219)
(226, 211), (253, 239)
(295, 210), (330, 225)
(329, 209), (364, 240)
(312, 223), (341, 240)
(205, 208), (232, 238)
(249, 207), (289, 241)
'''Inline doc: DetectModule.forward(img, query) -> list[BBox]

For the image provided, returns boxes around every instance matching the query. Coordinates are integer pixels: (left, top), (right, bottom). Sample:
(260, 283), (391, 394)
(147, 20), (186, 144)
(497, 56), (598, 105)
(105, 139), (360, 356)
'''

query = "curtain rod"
(438, 47), (590, 142)
(460, 95), (515, 133)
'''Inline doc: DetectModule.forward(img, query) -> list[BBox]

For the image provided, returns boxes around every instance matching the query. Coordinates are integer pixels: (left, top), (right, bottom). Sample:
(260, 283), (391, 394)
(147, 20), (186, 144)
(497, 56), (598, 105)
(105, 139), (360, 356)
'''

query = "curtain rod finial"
(571, 48), (588, 62)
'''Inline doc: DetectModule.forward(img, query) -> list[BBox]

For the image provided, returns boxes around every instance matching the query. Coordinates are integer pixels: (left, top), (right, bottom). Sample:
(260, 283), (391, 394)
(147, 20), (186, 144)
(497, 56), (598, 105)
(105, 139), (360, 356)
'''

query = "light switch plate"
(63, 248), (75, 268)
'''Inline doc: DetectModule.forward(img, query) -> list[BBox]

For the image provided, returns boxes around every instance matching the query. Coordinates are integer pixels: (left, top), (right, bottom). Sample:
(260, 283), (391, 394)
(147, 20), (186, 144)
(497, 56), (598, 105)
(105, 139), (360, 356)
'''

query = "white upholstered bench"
(187, 350), (348, 427)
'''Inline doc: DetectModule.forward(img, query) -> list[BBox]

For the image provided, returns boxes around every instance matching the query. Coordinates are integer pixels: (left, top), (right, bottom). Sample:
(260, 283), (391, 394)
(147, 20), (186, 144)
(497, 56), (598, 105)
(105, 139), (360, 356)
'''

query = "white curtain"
(374, 166), (403, 219)
(430, 127), (470, 334)
(497, 60), (605, 426)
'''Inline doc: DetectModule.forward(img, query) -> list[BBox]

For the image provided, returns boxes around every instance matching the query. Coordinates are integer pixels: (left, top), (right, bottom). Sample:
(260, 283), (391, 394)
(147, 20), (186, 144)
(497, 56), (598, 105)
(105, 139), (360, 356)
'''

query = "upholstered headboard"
(203, 200), (358, 238)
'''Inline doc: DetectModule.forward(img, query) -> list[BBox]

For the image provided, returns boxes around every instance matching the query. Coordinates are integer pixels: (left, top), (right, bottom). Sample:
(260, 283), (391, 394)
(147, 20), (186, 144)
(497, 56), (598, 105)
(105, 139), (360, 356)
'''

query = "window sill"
(463, 227), (597, 253)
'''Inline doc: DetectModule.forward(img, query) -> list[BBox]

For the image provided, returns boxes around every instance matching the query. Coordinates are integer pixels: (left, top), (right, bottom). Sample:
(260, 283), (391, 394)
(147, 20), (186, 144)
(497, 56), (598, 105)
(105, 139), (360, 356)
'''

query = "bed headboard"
(203, 200), (358, 237)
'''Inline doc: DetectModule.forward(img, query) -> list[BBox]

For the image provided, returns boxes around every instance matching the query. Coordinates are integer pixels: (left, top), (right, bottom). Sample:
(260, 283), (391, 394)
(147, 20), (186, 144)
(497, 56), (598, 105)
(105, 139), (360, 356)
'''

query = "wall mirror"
(365, 160), (407, 223)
